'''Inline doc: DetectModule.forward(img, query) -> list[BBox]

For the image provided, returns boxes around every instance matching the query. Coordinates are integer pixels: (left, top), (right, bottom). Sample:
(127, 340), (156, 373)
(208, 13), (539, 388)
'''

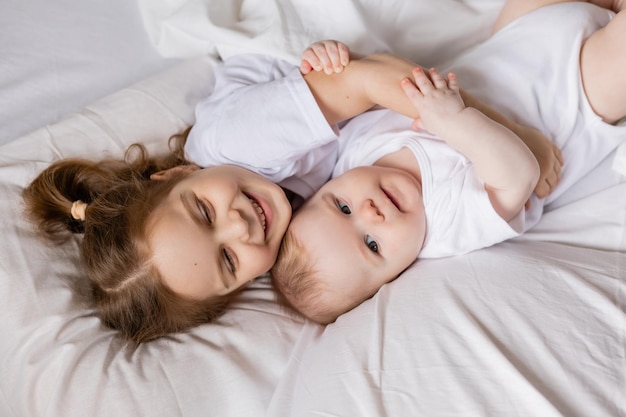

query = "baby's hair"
(270, 229), (338, 324)
(23, 131), (234, 343)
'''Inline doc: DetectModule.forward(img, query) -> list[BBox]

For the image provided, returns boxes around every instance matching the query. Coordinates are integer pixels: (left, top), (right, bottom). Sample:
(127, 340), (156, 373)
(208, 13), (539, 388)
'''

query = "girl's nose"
(218, 208), (250, 241)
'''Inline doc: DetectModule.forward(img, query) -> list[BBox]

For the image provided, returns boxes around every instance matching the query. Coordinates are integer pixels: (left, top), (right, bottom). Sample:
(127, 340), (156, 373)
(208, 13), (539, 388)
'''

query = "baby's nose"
(361, 199), (384, 222)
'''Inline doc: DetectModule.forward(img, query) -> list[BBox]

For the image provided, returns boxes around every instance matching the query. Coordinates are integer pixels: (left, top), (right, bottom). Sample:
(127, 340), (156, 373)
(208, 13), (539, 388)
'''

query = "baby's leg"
(493, 0), (575, 33)
(493, 0), (623, 33)
(587, 0), (625, 12)
(580, 9), (626, 124)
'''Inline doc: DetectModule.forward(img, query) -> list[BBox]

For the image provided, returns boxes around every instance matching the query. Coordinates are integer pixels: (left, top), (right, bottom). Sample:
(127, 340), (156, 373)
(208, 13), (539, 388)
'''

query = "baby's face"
(289, 165), (426, 317)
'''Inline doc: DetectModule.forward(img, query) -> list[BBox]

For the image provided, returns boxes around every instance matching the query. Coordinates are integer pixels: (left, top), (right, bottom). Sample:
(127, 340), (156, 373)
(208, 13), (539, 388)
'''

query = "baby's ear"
(150, 164), (199, 181)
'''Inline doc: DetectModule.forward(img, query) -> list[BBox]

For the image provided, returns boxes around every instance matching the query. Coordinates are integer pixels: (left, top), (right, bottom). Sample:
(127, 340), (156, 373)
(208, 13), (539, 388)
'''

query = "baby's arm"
(304, 53), (561, 198)
(401, 67), (540, 220)
(460, 91), (562, 199)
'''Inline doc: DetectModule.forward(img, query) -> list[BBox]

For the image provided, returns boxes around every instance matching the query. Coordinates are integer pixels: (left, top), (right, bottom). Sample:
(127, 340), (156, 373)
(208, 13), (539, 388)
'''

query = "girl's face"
(148, 165), (291, 299)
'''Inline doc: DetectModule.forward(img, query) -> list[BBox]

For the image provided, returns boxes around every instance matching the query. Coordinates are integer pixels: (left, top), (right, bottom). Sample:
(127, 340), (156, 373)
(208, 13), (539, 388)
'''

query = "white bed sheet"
(0, 0), (176, 146)
(138, 0), (502, 66)
(268, 176), (626, 417)
(1, 1), (625, 416)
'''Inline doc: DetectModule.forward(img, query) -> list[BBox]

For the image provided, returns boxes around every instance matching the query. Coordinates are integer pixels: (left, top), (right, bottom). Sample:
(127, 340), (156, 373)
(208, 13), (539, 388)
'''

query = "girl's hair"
(23, 132), (233, 343)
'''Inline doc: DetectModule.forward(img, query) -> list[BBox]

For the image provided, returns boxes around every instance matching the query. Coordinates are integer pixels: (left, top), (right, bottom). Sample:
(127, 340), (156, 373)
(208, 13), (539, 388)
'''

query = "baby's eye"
(365, 235), (379, 253)
(337, 200), (351, 215)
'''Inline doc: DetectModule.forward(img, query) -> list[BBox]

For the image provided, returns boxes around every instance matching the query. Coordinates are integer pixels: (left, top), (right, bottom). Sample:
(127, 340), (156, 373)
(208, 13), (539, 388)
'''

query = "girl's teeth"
(249, 197), (266, 231)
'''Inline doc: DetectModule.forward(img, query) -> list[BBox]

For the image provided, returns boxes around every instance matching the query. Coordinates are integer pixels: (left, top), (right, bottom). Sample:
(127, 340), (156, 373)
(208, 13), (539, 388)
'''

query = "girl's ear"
(150, 164), (200, 181)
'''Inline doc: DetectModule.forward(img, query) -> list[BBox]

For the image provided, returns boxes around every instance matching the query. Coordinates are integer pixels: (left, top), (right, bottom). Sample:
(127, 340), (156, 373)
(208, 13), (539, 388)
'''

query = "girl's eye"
(337, 200), (351, 215)
(196, 197), (213, 225)
(365, 235), (379, 253)
(223, 248), (236, 275)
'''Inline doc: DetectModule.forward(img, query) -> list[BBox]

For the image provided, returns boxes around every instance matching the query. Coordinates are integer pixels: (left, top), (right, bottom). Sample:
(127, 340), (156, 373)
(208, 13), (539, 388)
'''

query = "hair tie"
(70, 200), (88, 221)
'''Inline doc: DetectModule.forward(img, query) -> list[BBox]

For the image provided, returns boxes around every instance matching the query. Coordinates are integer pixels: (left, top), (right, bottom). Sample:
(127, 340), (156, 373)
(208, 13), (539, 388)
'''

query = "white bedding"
(1, 1), (624, 416)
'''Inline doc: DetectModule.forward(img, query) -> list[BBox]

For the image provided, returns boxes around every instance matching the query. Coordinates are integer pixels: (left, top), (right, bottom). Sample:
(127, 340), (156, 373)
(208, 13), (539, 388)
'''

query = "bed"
(1, 1), (624, 416)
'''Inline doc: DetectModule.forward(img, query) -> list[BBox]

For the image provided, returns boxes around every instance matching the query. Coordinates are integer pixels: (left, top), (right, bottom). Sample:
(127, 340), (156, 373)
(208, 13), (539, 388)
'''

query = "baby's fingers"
(554, 144), (564, 167)
(428, 68), (448, 89)
(401, 77), (426, 130)
(412, 67), (435, 94)
(534, 177), (554, 198)
(535, 159), (562, 198)
(401, 76), (423, 101)
(535, 143), (563, 198)
(447, 72), (459, 93)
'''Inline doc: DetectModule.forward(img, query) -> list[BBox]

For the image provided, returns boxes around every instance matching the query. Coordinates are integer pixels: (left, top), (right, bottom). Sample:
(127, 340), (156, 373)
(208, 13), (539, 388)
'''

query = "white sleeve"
(420, 164), (525, 259)
(184, 54), (339, 180)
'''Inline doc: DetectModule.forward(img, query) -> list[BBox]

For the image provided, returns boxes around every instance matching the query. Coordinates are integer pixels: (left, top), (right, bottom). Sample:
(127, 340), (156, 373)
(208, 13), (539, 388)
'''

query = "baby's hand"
(301, 40), (350, 75)
(400, 67), (465, 133)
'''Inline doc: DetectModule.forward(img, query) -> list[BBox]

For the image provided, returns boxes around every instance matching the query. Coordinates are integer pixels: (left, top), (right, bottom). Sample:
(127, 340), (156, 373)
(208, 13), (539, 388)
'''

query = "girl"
(23, 135), (289, 343)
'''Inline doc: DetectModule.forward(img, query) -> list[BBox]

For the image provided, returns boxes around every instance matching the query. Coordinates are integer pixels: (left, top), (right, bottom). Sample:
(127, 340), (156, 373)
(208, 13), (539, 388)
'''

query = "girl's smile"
(148, 164), (291, 298)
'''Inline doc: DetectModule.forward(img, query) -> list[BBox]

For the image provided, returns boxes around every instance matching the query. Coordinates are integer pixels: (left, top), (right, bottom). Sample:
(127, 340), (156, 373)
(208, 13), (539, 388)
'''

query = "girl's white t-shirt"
(185, 54), (339, 200)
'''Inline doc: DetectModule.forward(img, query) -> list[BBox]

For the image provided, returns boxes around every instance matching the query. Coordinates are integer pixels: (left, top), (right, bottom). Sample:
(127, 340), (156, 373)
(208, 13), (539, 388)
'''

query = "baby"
(271, 1), (626, 324)
(272, 67), (538, 323)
